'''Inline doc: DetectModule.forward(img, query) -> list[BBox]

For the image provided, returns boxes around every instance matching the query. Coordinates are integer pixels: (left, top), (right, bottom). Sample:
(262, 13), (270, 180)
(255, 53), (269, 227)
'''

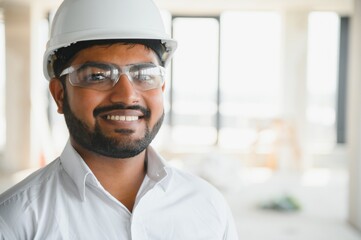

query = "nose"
(109, 74), (140, 104)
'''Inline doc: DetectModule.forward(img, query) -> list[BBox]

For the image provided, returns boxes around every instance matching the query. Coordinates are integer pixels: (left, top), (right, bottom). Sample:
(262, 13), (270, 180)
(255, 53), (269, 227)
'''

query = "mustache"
(93, 103), (151, 118)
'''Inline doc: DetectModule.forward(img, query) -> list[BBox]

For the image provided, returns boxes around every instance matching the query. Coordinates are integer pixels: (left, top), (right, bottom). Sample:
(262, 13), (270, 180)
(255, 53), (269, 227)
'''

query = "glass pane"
(171, 17), (219, 146)
(219, 12), (282, 150)
(31, 18), (65, 163)
(0, 20), (5, 150)
(306, 12), (339, 152)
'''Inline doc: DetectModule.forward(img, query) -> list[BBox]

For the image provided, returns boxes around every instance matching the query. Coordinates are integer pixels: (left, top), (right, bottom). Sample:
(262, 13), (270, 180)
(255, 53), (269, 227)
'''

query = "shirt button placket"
(130, 210), (148, 240)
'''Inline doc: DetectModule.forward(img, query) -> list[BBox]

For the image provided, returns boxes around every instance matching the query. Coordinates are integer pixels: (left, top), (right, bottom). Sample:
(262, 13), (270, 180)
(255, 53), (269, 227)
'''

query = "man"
(0, 0), (238, 239)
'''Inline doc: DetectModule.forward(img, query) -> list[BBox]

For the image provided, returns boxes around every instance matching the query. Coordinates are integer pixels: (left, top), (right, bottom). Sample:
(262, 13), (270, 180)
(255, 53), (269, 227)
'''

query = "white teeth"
(107, 115), (139, 121)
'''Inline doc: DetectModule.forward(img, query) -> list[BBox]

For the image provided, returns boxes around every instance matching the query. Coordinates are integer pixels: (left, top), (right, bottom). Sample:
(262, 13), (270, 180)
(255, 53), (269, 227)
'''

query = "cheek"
(144, 91), (164, 120)
(66, 87), (104, 122)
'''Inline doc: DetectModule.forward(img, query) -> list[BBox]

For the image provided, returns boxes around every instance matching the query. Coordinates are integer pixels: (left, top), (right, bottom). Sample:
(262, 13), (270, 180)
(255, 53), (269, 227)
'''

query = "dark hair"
(53, 39), (166, 78)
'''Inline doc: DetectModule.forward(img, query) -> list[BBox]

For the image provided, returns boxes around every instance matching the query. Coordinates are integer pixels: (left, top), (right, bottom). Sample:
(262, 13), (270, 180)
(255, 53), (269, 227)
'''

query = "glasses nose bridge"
(113, 67), (134, 87)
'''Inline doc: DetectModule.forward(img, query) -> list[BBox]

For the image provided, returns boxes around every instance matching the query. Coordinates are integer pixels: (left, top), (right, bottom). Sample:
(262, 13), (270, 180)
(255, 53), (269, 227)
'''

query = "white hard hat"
(43, 0), (177, 80)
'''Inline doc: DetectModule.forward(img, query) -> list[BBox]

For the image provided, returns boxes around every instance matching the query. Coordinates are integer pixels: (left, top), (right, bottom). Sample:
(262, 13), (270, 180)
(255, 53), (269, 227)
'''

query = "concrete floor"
(1, 161), (361, 240)
(164, 151), (361, 240)
(201, 165), (361, 240)
(225, 169), (361, 240)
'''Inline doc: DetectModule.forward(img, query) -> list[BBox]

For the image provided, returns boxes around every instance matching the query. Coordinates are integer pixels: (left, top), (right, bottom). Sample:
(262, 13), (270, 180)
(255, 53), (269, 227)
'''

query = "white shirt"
(0, 141), (238, 239)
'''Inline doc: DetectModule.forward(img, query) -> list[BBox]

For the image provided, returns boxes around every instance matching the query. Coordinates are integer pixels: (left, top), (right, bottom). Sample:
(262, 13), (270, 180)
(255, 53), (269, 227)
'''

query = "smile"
(106, 115), (139, 121)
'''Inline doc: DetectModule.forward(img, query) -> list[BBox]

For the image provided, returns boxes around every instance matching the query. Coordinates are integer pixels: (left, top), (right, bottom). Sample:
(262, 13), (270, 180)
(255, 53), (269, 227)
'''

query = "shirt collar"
(60, 140), (172, 201)
(60, 140), (97, 201)
(146, 146), (172, 191)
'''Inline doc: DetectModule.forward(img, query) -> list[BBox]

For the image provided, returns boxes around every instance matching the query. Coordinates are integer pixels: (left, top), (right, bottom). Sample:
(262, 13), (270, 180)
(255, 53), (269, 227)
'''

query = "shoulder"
(166, 166), (228, 206)
(164, 166), (239, 239)
(168, 166), (213, 187)
(0, 159), (62, 217)
(0, 159), (64, 237)
(0, 159), (61, 203)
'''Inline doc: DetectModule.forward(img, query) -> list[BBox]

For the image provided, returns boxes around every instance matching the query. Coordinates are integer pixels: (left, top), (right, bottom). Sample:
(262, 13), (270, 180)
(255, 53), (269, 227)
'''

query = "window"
(0, 19), (5, 150)
(306, 12), (340, 152)
(154, 10), (342, 160)
(46, 12), (69, 157)
(219, 12), (282, 150)
(171, 17), (220, 146)
(30, 17), (61, 163)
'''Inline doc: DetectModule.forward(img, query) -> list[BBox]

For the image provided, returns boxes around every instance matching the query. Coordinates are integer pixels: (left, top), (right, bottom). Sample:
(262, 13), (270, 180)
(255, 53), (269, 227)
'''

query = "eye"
(136, 72), (154, 81)
(77, 67), (111, 84)
(131, 70), (157, 86)
(85, 72), (107, 82)
(130, 65), (158, 81)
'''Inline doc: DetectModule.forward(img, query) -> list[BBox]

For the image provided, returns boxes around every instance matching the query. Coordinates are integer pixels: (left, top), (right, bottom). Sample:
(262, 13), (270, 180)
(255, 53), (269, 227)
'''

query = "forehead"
(70, 43), (159, 66)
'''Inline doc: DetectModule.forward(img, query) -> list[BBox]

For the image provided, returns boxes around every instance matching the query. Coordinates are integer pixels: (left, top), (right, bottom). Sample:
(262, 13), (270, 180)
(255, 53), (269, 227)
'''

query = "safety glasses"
(60, 62), (166, 91)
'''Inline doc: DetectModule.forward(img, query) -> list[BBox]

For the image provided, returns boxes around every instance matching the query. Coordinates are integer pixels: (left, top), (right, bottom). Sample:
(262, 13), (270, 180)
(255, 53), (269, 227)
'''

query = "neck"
(71, 139), (147, 212)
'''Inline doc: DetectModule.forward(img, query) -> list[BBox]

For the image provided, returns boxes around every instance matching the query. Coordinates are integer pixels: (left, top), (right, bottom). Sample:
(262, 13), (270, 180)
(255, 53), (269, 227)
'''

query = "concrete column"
(348, 0), (361, 232)
(281, 11), (309, 170)
(2, 4), (32, 172)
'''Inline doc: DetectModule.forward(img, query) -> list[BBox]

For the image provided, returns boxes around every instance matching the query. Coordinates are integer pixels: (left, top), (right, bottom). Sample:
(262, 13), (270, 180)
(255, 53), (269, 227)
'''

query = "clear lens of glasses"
(60, 62), (165, 91)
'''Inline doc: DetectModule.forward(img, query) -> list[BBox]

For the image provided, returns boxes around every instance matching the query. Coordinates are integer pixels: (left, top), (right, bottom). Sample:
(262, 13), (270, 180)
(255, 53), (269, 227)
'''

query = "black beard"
(62, 90), (164, 159)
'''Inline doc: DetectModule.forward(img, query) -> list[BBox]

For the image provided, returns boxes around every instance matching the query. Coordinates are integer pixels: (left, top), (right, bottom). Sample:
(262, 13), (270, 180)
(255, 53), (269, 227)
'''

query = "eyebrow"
(77, 62), (114, 71)
(78, 61), (158, 69)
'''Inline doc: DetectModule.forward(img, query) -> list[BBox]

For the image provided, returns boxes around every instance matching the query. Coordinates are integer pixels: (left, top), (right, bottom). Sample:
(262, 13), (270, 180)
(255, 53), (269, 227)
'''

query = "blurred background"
(0, 0), (361, 239)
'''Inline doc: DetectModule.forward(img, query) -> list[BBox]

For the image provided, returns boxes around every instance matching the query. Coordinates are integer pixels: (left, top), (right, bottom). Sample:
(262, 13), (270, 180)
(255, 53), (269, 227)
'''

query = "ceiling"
(0, 0), (354, 15)
(157, 0), (354, 15)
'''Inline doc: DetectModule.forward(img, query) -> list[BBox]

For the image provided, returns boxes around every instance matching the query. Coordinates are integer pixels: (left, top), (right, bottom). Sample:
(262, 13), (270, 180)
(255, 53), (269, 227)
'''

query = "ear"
(49, 78), (65, 114)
